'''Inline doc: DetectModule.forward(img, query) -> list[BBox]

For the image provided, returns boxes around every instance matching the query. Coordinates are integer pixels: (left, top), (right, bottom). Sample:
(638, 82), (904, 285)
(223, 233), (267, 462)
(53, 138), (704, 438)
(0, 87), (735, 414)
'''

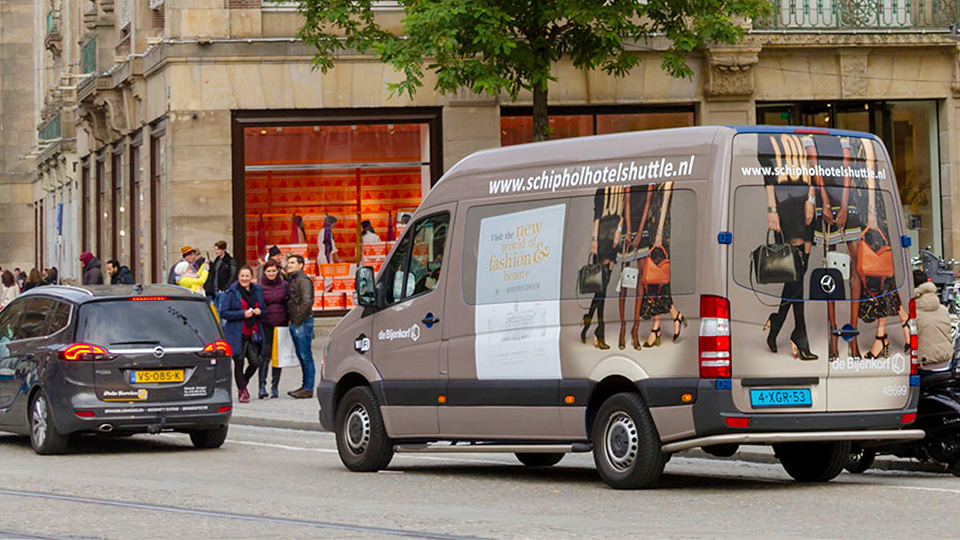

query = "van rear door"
(729, 131), (912, 414)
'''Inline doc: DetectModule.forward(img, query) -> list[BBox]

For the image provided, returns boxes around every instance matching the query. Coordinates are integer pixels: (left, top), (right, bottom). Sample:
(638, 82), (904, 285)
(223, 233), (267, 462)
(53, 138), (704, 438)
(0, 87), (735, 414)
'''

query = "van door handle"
(422, 315), (440, 326)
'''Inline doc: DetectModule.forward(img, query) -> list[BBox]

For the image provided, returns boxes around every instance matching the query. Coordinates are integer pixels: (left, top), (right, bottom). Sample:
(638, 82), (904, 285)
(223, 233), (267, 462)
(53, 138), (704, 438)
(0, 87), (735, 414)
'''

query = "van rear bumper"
(661, 429), (925, 453)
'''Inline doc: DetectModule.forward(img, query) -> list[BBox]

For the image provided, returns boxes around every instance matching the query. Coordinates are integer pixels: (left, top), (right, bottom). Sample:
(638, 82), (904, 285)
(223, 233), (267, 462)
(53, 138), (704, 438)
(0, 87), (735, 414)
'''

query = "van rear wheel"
(335, 386), (394, 472)
(775, 441), (850, 482)
(516, 452), (564, 467)
(592, 392), (666, 489)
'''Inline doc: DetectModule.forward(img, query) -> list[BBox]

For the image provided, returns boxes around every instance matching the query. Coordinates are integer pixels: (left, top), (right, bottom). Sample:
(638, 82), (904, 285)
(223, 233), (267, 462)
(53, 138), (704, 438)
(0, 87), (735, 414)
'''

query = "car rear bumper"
(57, 399), (232, 434)
(318, 380), (335, 432)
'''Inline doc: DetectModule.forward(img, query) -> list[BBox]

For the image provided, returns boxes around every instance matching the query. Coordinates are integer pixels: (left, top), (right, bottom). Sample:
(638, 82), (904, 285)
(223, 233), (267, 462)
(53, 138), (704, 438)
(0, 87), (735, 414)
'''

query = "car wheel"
(516, 452), (564, 467)
(775, 441), (850, 482)
(592, 392), (666, 489)
(29, 391), (69, 455)
(190, 425), (229, 449)
(335, 386), (394, 472)
(844, 446), (876, 474)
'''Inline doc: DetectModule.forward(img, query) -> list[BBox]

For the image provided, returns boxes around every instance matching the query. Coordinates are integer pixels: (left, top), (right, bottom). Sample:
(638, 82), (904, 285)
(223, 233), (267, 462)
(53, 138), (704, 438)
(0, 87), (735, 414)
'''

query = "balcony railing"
(754, 0), (960, 29)
(81, 37), (96, 75)
(39, 114), (61, 142)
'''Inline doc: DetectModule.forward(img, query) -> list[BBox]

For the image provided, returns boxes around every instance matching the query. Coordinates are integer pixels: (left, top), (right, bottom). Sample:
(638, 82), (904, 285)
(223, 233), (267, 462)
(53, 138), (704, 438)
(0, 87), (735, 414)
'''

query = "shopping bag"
(271, 326), (300, 368)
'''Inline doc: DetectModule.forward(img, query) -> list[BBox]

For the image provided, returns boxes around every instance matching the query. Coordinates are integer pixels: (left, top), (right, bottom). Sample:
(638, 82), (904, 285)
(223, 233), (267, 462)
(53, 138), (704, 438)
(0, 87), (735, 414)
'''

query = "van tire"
(29, 390), (69, 455)
(775, 441), (850, 482)
(516, 452), (564, 467)
(190, 425), (229, 449)
(592, 392), (665, 489)
(336, 386), (394, 472)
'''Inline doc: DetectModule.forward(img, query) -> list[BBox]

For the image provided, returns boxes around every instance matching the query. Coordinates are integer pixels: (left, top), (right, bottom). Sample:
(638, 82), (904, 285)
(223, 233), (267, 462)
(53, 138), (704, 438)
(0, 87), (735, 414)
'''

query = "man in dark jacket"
(79, 252), (104, 285)
(106, 260), (134, 285)
(205, 240), (238, 301)
(285, 254), (315, 399)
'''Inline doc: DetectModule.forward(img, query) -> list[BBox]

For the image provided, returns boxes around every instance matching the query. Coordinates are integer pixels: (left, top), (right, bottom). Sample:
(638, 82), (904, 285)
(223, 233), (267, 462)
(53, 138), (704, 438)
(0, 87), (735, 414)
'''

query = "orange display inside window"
(243, 123), (428, 272)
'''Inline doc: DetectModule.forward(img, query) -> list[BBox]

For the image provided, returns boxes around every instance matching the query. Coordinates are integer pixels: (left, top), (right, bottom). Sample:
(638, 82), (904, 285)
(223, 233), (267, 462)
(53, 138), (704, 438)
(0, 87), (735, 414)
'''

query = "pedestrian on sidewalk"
(42, 267), (58, 286)
(106, 260), (134, 285)
(220, 266), (266, 403)
(258, 260), (289, 399)
(174, 260), (209, 293)
(13, 268), (25, 292)
(913, 270), (954, 372)
(169, 246), (201, 284)
(286, 254), (316, 399)
(258, 245), (286, 283)
(79, 252), (103, 285)
(205, 240), (238, 307)
(23, 269), (42, 291)
(0, 271), (18, 310)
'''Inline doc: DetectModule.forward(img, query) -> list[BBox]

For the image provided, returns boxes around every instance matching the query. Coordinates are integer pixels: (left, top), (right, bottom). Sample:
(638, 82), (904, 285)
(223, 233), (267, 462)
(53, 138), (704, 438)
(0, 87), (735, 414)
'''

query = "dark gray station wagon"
(0, 285), (233, 454)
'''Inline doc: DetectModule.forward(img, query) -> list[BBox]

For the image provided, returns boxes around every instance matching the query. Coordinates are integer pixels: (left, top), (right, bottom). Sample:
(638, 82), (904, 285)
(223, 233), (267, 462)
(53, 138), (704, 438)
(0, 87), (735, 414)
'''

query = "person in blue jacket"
(219, 265), (266, 403)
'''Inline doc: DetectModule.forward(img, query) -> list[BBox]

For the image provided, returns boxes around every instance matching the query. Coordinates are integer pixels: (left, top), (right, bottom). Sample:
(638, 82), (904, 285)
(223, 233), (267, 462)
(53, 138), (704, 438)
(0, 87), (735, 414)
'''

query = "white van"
(318, 126), (924, 489)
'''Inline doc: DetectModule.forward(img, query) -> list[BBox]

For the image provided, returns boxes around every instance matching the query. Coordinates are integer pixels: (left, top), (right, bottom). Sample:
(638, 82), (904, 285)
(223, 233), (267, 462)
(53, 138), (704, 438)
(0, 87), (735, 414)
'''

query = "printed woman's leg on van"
(618, 283), (629, 350)
(788, 248), (818, 360)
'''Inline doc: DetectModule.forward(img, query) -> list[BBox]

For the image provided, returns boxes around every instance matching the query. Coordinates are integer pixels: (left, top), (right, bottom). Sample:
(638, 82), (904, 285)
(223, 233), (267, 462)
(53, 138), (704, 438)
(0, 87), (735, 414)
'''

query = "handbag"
(578, 255), (604, 295)
(750, 229), (801, 284)
(857, 227), (894, 279)
(825, 251), (850, 281)
(618, 267), (639, 290)
(642, 245), (671, 286)
(271, 326), (300, 368)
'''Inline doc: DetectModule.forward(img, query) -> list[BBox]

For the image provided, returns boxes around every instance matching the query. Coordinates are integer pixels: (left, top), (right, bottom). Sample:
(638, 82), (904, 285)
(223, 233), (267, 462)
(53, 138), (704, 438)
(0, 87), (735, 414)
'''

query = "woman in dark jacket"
(23, 269), (42, 291)
(219, 266), (266, 403)
(258, 260), (289, 399)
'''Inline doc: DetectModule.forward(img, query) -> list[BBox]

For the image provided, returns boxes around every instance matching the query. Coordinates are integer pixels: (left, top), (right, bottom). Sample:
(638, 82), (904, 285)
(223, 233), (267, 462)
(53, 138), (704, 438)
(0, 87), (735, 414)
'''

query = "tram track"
(0, 488), (487, 540)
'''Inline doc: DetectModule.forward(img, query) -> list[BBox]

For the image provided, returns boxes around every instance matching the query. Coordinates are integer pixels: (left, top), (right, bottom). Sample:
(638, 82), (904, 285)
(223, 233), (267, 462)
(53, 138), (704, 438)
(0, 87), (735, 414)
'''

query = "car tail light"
(909, 299), (919, 376)
(725, 416), (749, 429)
(902, 412), (917, 424)
(128, 296), (171, 301)
(699, 295), (731, 378)
(199, 340), (232, 358)
(794, 128), (831, 135)
(59, 343), (113, 362)
(218, 405), (232, 414)
(75, 410), (95, 418)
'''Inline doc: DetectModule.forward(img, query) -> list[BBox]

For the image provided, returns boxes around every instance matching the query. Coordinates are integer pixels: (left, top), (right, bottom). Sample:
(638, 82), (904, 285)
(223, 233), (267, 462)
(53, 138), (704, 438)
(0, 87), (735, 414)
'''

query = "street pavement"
(0, 424), (957, 539)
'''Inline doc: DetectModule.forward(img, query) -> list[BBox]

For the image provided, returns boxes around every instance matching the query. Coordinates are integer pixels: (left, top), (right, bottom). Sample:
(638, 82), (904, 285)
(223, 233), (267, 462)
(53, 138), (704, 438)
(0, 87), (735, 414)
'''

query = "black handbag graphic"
(751, 229), (801, 285)
(578, 255), (605, 294)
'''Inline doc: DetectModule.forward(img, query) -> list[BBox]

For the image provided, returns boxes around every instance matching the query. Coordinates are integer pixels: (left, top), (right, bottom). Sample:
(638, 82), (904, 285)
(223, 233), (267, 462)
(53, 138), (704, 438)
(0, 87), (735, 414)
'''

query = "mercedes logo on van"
(819, 274), (836, 295)
(153, 346), (165, 359)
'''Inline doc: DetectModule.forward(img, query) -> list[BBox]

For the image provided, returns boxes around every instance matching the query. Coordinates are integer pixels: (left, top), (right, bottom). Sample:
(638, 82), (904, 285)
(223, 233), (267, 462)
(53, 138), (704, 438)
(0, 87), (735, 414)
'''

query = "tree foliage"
(288, 0), (768, 140)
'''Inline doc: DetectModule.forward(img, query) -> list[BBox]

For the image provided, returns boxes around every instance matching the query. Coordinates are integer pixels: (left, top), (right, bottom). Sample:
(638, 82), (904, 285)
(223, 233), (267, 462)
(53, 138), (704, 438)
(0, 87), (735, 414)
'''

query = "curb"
(230, 414), (325, 432)
(685, 448), (950, 474)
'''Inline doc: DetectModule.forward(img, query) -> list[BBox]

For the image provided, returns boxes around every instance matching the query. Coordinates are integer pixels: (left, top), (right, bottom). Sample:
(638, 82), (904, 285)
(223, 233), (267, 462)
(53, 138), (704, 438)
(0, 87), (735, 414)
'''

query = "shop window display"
(243, 123), (431, 312)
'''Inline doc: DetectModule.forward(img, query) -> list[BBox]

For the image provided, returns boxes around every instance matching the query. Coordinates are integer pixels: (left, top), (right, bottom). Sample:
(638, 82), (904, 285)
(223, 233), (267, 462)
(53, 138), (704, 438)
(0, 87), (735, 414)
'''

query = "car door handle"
(422, 316), (440, 325)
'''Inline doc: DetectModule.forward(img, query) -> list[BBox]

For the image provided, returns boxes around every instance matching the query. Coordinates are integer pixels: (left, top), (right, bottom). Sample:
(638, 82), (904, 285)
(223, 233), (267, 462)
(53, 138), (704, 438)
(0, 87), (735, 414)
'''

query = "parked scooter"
(846, 342), (960, 475)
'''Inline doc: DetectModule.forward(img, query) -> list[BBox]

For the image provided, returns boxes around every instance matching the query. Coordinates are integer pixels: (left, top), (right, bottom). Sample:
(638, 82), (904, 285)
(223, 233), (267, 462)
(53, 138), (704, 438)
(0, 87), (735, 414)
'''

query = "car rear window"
(77, 299), (221, 348)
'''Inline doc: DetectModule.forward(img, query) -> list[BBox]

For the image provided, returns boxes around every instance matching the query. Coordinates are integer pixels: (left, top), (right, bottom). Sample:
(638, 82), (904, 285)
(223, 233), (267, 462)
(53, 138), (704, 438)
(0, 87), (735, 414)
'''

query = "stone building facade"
(6, 0), (960, 293)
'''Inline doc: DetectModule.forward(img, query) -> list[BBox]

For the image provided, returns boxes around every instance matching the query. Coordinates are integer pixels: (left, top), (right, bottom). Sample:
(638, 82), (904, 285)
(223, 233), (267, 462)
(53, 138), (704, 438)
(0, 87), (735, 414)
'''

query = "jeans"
(290, 317), (315, 392)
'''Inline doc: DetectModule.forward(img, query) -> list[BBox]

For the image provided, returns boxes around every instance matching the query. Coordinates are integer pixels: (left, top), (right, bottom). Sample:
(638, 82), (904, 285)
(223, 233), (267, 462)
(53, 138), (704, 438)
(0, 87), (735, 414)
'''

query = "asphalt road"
(0, 425), (956, 539)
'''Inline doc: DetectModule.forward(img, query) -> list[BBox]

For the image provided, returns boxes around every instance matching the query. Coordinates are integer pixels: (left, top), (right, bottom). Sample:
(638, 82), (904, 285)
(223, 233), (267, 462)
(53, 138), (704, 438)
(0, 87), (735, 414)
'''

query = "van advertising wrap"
(475, 204), (566, 379)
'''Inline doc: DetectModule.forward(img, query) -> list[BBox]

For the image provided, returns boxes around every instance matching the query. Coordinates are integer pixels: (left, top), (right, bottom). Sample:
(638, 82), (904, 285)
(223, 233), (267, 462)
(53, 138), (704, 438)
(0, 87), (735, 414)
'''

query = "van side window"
(16, 298), (55, 340)
(380, 212), (451, 306)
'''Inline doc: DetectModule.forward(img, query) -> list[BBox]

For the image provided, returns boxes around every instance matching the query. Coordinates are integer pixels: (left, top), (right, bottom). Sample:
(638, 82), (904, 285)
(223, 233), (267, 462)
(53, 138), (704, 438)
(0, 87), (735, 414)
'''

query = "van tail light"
(699, 295), (732, 378)
(59, 343), (113, 362)
(198, 340), (232, 358)
(908, 299), (919, 376)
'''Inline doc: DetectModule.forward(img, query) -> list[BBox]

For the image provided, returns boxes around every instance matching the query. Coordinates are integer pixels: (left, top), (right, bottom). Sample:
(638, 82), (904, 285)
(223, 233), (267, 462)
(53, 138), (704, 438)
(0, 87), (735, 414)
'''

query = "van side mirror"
(356, 267), (377, 307)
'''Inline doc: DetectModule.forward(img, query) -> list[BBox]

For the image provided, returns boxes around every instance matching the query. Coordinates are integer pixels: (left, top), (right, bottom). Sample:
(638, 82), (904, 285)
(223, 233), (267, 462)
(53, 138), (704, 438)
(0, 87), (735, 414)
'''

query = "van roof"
(422, 125), (882, 208)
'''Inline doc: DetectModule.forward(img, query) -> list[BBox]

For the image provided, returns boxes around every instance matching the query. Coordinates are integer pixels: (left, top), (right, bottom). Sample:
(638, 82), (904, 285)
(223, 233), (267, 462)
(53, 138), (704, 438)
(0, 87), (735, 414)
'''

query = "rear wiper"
(167, 306), (205, 347)
(109, 340), (161, 346)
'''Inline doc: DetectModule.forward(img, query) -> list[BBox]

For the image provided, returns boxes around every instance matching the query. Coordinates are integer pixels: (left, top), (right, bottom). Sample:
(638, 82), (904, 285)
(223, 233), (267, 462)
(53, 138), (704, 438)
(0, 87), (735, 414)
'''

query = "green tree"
(289, 0), (768, 141)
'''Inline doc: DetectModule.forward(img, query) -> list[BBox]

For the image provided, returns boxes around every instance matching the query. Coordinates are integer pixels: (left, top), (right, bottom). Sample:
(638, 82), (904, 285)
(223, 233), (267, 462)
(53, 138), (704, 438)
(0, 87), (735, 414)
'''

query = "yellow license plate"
(131, 370), (184, 384)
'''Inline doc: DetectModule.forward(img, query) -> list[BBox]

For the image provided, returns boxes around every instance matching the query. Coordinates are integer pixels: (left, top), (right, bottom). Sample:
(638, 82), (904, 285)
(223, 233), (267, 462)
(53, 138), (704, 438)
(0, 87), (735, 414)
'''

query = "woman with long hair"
(582, 186), (625, 350)
(23, 269), (42, 291)
(762, 133), (818, 360)
(219, 266), (266, 403)
(258, 260), (289, 399)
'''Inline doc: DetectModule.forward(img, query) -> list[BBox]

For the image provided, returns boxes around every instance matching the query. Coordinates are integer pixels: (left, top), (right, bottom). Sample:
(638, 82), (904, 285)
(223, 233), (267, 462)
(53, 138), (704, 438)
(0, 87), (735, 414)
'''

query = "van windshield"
(77, 299), (221, 348)
(730, 132), (907, 304)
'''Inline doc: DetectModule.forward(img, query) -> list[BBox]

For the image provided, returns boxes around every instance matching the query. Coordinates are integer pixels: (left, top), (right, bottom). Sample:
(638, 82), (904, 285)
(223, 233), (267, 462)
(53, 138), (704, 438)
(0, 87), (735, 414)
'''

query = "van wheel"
(30, 391), (69, 455)
(190, 425), (229, 449)
(516, 452), (564, 467)
(844, 446), (876, 474)
(592, 392), (666, 489)
(775, 441), (850, 482)
(336, 386), (394, 472)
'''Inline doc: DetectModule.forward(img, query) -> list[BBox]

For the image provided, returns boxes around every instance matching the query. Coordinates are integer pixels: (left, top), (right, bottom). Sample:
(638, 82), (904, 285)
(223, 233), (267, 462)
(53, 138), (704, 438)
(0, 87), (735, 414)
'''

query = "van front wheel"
(775, 441), (850, 482)
(335, 386), (394, 472)
(592, 392), (666, 489)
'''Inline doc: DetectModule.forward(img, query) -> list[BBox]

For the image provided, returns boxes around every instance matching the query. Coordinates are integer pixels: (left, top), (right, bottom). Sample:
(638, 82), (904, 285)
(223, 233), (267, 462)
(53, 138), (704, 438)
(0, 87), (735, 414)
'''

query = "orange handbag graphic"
(857, 228), (894, 279)
(642, 245), (671, 286)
